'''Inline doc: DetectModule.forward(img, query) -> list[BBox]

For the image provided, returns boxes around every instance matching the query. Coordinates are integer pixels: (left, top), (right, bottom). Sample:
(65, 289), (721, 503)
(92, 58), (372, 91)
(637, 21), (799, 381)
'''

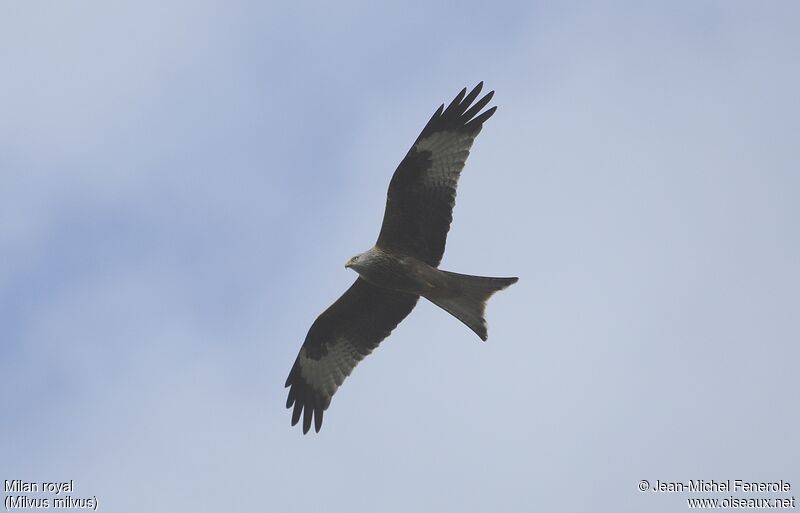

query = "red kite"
(286, 83), (518, 433)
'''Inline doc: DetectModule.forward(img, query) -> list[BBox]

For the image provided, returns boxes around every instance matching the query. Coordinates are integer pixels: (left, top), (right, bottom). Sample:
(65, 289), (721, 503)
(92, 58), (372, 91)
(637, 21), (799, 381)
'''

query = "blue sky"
(2, 1), (798, 511)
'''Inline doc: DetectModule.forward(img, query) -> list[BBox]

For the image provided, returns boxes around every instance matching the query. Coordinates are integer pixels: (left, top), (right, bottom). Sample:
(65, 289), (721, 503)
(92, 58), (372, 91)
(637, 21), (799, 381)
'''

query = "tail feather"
(424, 271), (518, 340)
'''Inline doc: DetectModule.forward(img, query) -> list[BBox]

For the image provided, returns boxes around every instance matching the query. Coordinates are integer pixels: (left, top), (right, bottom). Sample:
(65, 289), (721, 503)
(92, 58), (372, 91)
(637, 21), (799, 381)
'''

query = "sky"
(1, 1), (798, 511)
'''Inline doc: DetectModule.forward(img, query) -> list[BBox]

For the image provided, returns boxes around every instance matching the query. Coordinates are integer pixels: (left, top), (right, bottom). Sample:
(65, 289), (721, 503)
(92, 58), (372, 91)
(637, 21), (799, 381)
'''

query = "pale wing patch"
(297, 338), (371, 397)
(415, 130), (476, 190)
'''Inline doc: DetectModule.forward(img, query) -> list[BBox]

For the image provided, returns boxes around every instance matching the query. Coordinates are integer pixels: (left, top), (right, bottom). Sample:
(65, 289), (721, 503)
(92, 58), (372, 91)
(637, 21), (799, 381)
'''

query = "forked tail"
(424, 271), (518, 341)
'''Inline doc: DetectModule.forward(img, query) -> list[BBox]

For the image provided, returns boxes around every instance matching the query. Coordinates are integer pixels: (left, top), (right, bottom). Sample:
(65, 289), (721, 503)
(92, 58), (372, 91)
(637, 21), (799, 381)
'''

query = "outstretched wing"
(376, 82), (497, 267)
(285, 278), (419, 433)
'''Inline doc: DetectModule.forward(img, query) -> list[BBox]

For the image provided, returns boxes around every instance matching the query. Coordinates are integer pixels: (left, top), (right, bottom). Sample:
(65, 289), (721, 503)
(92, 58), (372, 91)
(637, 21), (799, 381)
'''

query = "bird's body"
(286, 83), (518, 433)
(346, 246), (446, 296)
(347, 246), (516, 340)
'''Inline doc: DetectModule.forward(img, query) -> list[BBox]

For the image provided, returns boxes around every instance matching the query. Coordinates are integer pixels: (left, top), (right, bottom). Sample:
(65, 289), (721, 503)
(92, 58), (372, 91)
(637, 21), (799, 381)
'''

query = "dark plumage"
(285, 83), (517, 433)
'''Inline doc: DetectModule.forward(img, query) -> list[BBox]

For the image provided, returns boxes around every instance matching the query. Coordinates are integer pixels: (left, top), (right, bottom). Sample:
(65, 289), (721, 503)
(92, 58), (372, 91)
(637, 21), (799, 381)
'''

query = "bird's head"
(345, 250), (371, 272)
(344, 253), (361, 270)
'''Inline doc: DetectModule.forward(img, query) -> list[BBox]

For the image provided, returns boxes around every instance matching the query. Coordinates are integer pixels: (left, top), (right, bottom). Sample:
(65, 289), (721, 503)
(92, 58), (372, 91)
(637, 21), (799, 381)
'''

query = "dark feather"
(285, 279), (419, 433)
(461, 90), (494, 123)
(377, 83), (496, 266)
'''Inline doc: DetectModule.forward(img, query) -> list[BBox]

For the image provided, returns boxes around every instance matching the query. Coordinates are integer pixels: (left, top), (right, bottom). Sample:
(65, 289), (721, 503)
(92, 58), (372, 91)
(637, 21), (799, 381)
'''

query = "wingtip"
(446, 87), (468, 112)
(291, 399), (303, 425)
(481, 105), (499, 122)
(463, 104), (497, 131)
(294, 409), (324, 434)
(470, 82), (484, 97)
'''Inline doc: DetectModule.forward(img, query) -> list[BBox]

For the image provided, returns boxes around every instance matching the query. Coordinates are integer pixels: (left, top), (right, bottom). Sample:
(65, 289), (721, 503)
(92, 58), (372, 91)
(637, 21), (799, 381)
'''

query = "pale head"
(344, 248), (377, 272)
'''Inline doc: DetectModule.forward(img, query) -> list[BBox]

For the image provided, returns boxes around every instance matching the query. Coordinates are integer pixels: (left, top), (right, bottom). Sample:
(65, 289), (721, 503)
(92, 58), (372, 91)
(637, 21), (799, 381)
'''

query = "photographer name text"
(648, 480), (791, 493)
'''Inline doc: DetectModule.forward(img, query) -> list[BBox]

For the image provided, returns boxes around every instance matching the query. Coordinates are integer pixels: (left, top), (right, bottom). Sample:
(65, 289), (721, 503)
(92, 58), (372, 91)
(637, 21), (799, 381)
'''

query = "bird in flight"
(285, 83), (518, 433)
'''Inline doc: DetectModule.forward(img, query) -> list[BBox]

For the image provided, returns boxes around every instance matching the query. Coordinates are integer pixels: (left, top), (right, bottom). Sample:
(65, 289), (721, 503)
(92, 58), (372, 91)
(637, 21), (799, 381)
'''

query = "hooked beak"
(344, 257), (354, 269)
